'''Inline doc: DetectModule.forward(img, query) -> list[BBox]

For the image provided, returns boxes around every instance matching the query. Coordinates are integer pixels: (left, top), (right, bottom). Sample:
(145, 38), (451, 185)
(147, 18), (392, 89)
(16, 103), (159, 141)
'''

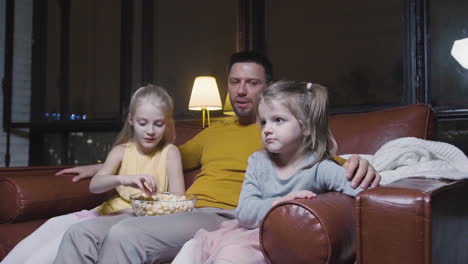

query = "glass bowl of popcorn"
(130, 192), (197, 216)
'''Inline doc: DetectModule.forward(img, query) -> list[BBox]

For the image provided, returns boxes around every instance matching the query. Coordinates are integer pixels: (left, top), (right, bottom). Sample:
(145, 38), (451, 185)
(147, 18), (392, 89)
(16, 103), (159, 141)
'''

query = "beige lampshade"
(223, 93), (236, 116)
(188, 76), (222, 111)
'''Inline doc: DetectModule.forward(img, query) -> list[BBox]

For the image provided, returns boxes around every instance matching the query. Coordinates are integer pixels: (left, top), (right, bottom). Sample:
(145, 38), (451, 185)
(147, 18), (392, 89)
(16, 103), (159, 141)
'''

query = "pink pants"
(172, 219), (267, 264)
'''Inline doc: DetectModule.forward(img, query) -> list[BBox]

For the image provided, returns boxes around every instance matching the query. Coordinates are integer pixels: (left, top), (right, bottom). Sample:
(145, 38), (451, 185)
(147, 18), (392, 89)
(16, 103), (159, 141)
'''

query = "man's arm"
(55, 164), (103, 183)
(178, 130), (205, 171)
(342, 154), (381, 189)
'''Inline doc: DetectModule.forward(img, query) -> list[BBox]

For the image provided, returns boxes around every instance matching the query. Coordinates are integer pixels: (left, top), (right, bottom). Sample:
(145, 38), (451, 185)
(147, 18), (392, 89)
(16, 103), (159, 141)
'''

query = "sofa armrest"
(0, 173), (115, 223)
(356, 177), (468, 264)
(260, 192), (356, 264)
(0, 219), (47, 259)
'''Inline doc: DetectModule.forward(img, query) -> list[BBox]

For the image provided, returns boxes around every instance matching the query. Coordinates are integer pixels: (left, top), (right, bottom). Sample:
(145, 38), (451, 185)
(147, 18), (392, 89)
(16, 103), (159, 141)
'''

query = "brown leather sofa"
(260, 104), (468, 264)
(0, 123), (203, 261)
(1, 104), (467, 263)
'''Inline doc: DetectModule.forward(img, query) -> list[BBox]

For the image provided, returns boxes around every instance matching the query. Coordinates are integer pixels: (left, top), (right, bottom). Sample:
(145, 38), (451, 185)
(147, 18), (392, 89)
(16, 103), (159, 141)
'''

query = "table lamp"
(188, 76), (222, 128)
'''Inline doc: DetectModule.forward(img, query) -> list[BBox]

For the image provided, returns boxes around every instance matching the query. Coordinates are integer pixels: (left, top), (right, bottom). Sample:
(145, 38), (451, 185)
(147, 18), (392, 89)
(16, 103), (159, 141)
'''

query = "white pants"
(1, 213), (87, 264)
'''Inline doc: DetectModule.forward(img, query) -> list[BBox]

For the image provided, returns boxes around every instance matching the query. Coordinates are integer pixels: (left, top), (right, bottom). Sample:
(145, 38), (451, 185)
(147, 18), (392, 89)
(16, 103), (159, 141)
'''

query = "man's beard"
(233, 104), (257, 120)
(234, 106), (253, 118)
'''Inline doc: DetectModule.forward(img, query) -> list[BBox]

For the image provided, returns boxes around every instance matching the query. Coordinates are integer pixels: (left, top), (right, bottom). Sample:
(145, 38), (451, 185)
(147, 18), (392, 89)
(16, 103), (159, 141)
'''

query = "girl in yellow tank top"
(94, 141), (176, 214)
(1, 85), (185, 264)
(90, 84), (185, 214)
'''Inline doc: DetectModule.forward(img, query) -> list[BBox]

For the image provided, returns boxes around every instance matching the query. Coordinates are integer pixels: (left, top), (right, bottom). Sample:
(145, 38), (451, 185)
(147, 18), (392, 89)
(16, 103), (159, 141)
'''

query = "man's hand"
(343, 154), (381, 189)
(55, 164), (102, 183)
(272, 190), (317, 206)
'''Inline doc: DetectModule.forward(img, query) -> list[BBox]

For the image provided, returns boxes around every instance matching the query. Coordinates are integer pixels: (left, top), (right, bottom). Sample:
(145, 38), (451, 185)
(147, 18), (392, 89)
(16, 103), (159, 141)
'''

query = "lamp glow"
(451, 38), (468, 69)
(188, 76), (222, 127)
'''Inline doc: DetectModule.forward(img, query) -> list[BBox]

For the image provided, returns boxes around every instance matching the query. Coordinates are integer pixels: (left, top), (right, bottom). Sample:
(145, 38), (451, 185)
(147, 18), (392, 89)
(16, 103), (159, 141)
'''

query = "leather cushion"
(260, 192), (356, 264)
(0, 174), (115, 223)
(330, 104), (435, 155)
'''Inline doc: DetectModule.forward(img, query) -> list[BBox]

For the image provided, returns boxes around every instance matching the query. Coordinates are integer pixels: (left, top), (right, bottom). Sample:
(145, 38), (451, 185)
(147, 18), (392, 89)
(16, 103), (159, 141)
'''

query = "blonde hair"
(113, 84), (175, 149)
(259, 80), (337, 168)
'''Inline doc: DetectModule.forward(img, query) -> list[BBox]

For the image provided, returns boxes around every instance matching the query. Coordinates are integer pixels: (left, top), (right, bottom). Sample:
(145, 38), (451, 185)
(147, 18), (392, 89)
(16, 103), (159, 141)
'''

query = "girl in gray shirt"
(173, 80), (362, 264)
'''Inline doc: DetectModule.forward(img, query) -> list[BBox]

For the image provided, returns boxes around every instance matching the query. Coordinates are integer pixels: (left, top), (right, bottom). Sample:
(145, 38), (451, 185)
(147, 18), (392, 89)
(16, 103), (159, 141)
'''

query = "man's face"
(228, 62), (267, 122)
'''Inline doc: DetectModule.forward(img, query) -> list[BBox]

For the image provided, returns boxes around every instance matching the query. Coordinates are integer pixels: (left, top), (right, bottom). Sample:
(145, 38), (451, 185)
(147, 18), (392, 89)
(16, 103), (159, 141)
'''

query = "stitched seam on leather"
(259, 204), (278, 264)
(14, 179), (23, 223)
(0, 178), (22, 223)
(424, 193), (432, 264)
(287, 201), (331, 263)
(355, 195), (363, 264)
(261, 201), (332, 263)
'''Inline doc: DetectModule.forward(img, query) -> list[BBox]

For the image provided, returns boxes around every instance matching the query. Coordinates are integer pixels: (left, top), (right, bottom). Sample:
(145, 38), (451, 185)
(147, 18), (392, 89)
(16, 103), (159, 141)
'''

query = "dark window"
(265, 0), (405, 107)
(429, 0), (468, 109)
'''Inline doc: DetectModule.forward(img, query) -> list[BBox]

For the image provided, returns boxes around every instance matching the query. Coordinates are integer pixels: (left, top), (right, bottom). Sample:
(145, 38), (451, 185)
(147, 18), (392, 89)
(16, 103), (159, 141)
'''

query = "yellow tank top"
(95, 142), (172, 215)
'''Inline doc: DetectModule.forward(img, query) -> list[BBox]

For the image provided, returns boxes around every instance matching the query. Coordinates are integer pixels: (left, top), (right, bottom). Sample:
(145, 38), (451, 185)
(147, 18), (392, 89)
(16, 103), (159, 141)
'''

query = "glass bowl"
(130, 192), (197, 216)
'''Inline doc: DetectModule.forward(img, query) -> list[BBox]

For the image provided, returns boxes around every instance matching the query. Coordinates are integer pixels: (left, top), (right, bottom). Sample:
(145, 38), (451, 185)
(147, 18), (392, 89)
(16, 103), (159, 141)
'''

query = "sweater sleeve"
(178, 130), (204, 171)
(235, 154), (277, 229)
(316, 160), (363, 197)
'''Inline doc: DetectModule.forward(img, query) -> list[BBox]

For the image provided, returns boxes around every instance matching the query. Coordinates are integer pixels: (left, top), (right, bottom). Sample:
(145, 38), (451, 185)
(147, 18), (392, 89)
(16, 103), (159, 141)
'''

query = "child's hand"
(118, 175), (157, 196)
(272, 190), (317, 206)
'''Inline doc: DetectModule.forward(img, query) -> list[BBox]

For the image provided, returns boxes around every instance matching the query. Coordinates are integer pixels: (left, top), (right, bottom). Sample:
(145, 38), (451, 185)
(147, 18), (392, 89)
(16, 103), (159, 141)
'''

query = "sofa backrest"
(176, 104), (436, 187)
(329, 104), (435, 155)
(174, 123), (203, 146)
(174, 123), (203, 188)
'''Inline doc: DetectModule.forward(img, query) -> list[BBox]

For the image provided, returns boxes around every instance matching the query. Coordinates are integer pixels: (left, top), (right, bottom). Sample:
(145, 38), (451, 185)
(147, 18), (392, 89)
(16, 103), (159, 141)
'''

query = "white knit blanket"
(341, 137), (468, 185)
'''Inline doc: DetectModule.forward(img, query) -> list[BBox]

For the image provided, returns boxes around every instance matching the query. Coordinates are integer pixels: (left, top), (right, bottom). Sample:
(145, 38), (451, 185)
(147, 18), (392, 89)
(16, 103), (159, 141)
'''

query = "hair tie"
(306, 82), (313, 90)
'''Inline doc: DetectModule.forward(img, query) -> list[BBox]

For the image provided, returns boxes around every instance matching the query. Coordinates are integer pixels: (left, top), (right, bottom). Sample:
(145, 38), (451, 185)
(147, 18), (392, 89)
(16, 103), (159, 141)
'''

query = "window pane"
(152, 0), (237, 119)
(266, 0), (404, 106)
(436, 120), (468, 155)
(10, 0), (32, 123)
(429, 0), (468, 108)
(43, 131), (117, 166)
(46, 0), (122, 120)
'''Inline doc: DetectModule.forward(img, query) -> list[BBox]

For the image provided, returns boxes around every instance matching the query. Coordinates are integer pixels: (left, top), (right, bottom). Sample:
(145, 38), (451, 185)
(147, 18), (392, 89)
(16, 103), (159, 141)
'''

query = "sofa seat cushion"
(0, 219), (46, 260)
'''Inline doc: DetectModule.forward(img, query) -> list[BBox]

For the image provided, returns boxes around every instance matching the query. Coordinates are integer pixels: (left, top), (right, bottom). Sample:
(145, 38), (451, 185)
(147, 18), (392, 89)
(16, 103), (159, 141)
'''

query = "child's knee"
(61, 222), (83, 243)
(104, 220), (144, 248)
(106, 222), (130, 242)
(62, 220), (96, 242)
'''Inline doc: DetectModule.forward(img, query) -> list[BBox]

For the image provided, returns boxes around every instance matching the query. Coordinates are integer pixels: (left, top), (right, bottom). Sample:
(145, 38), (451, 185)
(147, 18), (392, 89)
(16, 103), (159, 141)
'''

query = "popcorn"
(130, 192), (196, 216)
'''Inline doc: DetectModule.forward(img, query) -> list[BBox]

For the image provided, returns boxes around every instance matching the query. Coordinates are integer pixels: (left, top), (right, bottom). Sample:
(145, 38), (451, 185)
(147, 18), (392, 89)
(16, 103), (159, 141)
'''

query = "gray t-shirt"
(235, 150), (362, 229)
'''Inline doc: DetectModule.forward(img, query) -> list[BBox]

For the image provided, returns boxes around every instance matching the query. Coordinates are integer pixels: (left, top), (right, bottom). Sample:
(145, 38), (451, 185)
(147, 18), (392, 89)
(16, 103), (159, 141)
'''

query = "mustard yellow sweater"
(181, 118), (263, 209)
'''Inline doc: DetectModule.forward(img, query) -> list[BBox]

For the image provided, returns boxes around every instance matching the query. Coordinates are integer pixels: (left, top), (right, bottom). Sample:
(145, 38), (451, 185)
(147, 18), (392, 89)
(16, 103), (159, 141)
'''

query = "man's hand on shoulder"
(55, 164), (103, 183)
(343, 154), (381, 189)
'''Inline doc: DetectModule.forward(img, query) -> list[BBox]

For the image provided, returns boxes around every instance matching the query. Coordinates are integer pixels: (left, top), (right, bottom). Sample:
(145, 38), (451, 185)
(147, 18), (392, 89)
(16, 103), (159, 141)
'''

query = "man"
(54, 51), (380, 264)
